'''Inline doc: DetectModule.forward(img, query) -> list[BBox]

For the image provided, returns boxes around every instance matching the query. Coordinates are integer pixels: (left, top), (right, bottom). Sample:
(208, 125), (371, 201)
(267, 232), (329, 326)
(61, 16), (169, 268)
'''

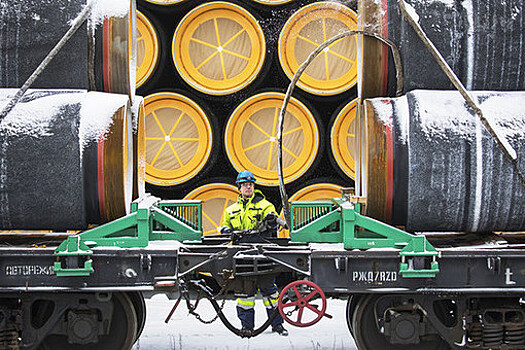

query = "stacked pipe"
(136, 0), (361, 228)
(370, 0), (525, 94)
(358, 0), (525, 231)
(0, 0), (145, 230)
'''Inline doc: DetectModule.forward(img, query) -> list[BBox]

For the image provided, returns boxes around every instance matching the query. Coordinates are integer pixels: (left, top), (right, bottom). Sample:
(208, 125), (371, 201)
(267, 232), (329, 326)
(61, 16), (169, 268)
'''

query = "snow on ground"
(134, 294), (357, 350)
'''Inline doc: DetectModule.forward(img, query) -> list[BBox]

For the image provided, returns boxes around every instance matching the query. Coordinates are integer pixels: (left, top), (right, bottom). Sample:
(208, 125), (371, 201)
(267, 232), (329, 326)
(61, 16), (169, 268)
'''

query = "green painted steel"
(54, 196), (202, 277)
(289, 198), (439, 278)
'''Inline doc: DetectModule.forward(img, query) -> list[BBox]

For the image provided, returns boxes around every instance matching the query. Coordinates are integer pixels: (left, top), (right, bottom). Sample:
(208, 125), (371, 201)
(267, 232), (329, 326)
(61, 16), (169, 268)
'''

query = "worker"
(219, 170), (288, 336)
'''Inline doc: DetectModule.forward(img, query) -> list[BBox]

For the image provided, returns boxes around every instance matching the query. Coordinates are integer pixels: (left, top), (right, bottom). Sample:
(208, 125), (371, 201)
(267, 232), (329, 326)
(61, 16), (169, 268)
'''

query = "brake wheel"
(278, 280), (327, 327)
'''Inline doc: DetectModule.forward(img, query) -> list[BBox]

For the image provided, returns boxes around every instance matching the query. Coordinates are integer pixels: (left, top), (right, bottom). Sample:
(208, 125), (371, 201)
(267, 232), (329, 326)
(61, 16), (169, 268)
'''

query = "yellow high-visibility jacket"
(222, 190), (276, 230)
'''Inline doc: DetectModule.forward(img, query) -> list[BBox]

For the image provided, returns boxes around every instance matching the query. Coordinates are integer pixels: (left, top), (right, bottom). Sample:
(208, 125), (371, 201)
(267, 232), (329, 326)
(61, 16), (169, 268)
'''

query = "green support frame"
(289, 198), (439, 278)
(54, 196), (202, 276)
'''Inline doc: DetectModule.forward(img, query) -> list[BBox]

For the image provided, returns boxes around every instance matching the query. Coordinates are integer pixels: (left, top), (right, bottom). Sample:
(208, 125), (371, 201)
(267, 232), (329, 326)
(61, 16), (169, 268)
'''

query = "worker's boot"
(240, 327), (253, 338)
(271, 324), (288, 336)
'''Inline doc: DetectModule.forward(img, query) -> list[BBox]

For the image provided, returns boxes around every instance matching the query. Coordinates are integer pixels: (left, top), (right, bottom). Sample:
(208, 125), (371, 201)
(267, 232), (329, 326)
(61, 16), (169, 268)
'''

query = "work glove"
(264, 212), (278, 230)
(220, 226), (233, 235)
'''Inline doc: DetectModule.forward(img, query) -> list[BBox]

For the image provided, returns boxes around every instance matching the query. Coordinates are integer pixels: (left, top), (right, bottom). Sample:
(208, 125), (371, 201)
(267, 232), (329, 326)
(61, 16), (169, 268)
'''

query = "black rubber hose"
(206, 296), (279, 338)
(207, 294), (281, 338)
(189, 280), (281, 338)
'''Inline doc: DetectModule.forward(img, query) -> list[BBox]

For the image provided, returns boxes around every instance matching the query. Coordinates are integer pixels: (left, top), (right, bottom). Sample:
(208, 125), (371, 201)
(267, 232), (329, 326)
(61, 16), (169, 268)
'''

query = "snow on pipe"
(0, 89), (133, 230)
(0, 0), (136, 100)
(363, 90), (525, 233)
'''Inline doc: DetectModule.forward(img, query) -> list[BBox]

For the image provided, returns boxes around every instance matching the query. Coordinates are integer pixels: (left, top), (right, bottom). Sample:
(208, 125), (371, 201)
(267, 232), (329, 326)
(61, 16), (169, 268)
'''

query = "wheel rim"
(279, 183), (342, 237)
(127, 292), (147, 342)
(278, 2), (358, 96)
(331, 98), (357, 179)
(136, 11), (159, 88)
(144, 92), (213, 186)
(184, 183), (239, 235)
(40, 293), (138, 350)
(346, 295), (361, 338)
(225, 92), (319, 186)
(172, 2), (266, 95)
(353, 295), (451, 350)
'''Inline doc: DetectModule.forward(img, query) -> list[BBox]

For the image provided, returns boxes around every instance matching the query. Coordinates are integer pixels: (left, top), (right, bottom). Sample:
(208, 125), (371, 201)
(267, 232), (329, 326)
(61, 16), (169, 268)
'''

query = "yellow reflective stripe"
(237, 298), (255, 306)
(237, 297), (256, 310)
(263, 297), (279, 306)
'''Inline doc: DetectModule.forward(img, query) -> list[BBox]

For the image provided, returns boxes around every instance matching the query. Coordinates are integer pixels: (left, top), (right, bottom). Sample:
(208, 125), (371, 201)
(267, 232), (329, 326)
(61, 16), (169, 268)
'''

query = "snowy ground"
(133, 294), (357, 350)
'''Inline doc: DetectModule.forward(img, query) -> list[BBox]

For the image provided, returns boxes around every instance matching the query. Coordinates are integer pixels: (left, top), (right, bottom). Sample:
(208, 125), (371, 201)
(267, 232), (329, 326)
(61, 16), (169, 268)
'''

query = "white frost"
(367, 90), (525, 147)
(417, 0), (455, 7)
(90, 0), (129, 26)
(0, 89), (128, 152)
(394, 96), (410, 144)
(131, 96), (144, 133)
(0, 89), (84, 138)
(413, 90), (476, 140)
(79, 91), (128, 151)
(369, 98), (394, 128)
(462, 0), (475, 90)
(479, 93), (525, 142)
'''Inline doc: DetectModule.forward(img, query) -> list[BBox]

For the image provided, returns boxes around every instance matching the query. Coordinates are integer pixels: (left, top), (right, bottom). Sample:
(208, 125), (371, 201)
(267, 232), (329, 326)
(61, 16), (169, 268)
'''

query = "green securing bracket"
(399, 236), (439, 278)
(289, 198), (439, 278)
(54, 195), (203, 277)
(54, 235), (94, 276)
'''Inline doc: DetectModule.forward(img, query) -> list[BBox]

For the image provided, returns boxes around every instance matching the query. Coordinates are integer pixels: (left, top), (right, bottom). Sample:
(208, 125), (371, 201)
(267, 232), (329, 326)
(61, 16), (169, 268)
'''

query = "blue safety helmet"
(236, 170), (256, 185)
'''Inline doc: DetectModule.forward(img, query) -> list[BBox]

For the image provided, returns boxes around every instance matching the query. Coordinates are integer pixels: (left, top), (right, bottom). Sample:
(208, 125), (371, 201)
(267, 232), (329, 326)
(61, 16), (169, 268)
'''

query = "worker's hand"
(264, 212), (278, 230)
(220, 226), (233, 235)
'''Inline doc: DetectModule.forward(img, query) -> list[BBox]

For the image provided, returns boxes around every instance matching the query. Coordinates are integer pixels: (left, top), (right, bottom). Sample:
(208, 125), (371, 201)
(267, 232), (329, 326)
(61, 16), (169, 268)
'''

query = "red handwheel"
(278, 280), (330, 327)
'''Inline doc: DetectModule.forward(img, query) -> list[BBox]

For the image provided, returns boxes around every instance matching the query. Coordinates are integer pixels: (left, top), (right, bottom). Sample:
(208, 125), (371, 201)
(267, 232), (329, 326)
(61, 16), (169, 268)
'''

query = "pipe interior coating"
(363, 90), (525, 232)
(278, 2), (358, 96)
(144, 92), (213, 186)
(250, 0), (294, 5)
(144, 0), (186, 5)
(0, 89), (132, 230)
(331, 99), (357, 179)
(172, 2), (266, 95)
(224, 92), (319, 186)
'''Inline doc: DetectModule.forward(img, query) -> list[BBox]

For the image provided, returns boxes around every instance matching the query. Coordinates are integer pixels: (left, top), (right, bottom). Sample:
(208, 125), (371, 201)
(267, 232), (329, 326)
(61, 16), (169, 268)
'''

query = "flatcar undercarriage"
(0, 197), (524, 349)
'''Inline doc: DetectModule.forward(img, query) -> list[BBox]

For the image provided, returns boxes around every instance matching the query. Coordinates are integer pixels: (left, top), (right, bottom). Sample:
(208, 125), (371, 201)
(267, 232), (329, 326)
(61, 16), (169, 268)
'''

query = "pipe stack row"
(358, 0), (525, 232)
(136, 0), (361, 232)
(0, 0), (144, 230)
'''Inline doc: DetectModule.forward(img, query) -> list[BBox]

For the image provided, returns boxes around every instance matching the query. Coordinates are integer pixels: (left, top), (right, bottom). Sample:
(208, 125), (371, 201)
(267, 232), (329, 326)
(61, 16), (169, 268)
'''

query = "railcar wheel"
(40, 293), (138, 350)
(128, 291), (147, 342)
(345, 295), (361, 337)
(353, 295), (451, 350)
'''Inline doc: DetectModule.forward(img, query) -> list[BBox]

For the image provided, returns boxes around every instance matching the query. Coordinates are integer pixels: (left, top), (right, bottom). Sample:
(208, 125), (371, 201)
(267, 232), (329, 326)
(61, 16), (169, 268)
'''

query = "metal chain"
(183, 278), (231, 325)
(187, 297), (226, 324)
